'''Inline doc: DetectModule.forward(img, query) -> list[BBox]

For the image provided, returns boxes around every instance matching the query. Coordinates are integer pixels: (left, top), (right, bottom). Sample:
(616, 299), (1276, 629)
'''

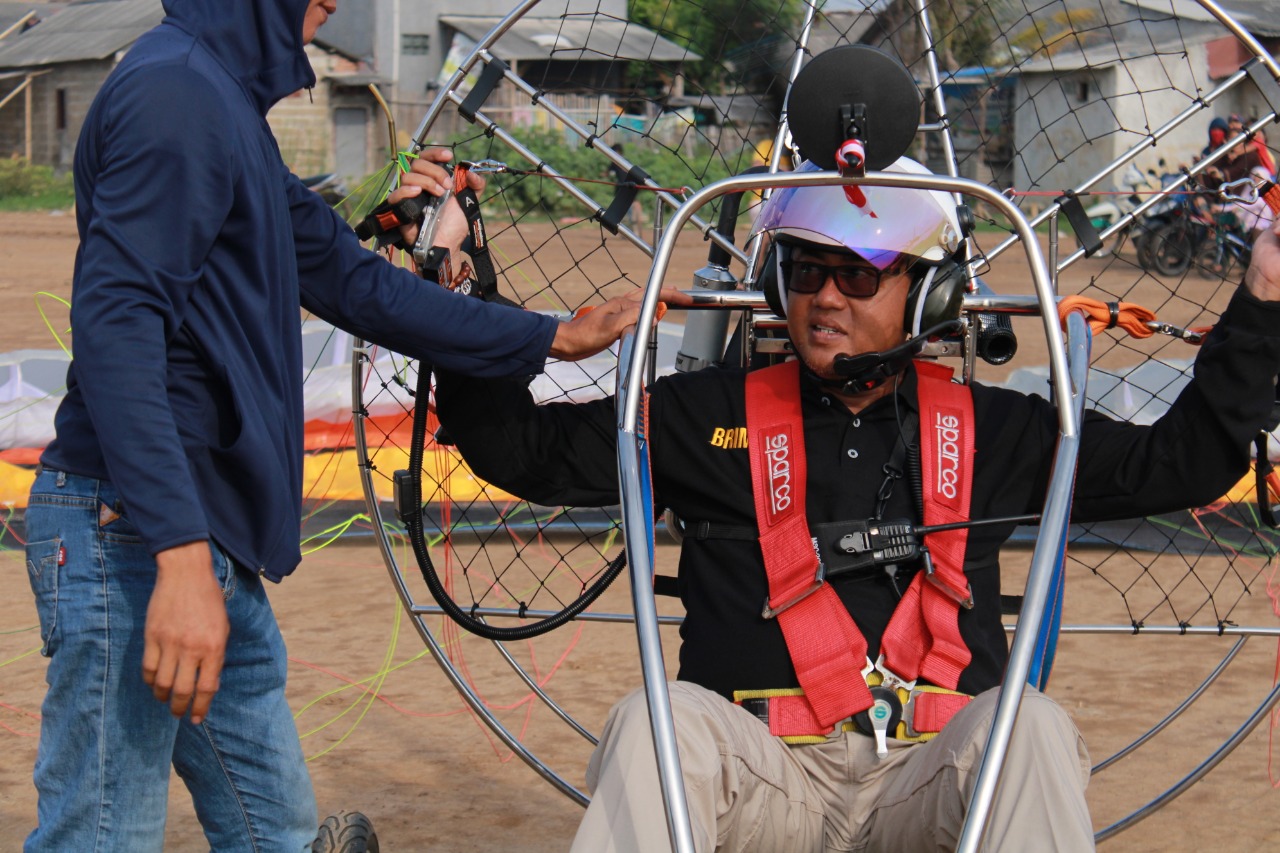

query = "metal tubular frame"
(953, 308), (1089, 853)
(351, 347), (590, 805)
(1091, 637), (1248, 774)
(1095, 679), (1280, 841)
(349, 0), (1280, 842)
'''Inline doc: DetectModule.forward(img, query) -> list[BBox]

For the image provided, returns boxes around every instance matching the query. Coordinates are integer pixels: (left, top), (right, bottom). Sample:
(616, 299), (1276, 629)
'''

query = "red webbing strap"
(763, 694), (826, 738)
(881, 362), (974, 689)
(911, 692), (973, 734)
(746, 362), (873, 727)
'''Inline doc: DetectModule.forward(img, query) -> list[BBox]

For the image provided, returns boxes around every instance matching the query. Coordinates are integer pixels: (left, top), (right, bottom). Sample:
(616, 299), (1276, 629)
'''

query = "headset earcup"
(760, 245), (786, 318)
(904, 260), (966, 335)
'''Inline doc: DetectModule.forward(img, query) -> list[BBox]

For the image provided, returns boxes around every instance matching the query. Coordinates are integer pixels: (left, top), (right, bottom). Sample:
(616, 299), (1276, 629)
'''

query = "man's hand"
(142, 541), (229, 725)
(549, 289), (693, 361)
(387, 148), (487, 256)
(1245, 224), (1280, 302)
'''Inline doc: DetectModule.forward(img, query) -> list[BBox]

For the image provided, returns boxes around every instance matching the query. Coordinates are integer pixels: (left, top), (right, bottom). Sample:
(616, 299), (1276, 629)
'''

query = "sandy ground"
(1, 210), (1278, 851)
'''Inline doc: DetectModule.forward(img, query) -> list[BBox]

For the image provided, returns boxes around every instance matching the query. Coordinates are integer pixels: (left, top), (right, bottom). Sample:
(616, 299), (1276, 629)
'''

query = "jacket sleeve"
(1066, 285), (1280, 521)
(287, 173), (559, 378)
(71, 67), (235, 554)
(433, 369), (623, 507)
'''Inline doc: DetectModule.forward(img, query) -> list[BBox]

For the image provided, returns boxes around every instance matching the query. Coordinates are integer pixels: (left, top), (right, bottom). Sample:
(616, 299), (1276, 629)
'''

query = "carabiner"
(1143, 321), (1205, 344)
(1218, 177), (1260, 205)
(460, 159), (509, 174)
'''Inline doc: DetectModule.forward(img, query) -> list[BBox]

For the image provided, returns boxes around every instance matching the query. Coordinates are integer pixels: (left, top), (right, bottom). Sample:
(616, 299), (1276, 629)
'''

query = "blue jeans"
(23, 468), (317, 852)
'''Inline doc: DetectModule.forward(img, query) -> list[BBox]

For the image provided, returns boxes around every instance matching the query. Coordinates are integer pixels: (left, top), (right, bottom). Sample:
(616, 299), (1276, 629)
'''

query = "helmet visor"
(755, 161), (958, 270)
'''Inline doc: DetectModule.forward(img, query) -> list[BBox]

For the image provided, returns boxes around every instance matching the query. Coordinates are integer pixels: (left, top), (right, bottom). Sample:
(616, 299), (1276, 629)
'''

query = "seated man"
(436, 159), (1280, 852)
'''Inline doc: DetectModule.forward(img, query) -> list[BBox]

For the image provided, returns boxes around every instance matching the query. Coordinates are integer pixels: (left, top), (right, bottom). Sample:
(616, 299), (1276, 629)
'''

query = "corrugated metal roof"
(0, 0), (162, 69)
(1122, 0), (1280, 38)
(440, 15), (694, 63)
(0, 3), (66, 37)
(1015, 27), (1219, 74)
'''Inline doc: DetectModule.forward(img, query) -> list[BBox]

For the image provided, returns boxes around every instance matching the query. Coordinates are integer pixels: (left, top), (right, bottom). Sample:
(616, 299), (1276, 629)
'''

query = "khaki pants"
(570, 681), (1093, 853)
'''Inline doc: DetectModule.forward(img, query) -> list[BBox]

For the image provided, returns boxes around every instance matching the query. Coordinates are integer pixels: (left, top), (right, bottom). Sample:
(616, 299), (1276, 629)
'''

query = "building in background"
(0, 0), (384, 183)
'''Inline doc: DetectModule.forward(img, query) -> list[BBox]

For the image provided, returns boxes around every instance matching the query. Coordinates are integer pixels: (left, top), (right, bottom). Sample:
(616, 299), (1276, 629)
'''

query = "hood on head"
(161, 0), (315, 112)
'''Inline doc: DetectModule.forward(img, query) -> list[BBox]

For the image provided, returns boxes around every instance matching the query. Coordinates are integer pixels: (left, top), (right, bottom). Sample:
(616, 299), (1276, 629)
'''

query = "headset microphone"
(829, 320), (962, 394)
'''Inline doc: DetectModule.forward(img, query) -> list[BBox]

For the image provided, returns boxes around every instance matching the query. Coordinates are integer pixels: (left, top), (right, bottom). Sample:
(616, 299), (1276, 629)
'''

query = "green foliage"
(930, 0), (1017, 70)
(629, 0), (806, 91)
(0, 157), (74, 210)
(450, 126), (760, 221)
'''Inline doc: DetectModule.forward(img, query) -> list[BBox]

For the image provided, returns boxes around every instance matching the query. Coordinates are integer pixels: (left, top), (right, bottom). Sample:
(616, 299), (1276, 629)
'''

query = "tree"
(629, 0), (807, 92)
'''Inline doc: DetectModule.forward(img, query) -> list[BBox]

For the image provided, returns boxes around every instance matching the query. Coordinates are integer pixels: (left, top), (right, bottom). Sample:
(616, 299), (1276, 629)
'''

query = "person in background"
(1249, 118), (1277, 180)
(1203, 114), (1274, 237)
(1203, 115), (1229, 158)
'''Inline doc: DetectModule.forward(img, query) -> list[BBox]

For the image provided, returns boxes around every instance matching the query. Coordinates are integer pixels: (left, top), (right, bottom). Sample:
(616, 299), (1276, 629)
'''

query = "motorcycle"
(1080, 162), (1148, 257)
(1131, 161), (1188, 271)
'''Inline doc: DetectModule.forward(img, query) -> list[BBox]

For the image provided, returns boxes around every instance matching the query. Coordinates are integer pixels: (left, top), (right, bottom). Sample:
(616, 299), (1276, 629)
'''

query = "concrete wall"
(268, 47), (382, 183)
(0, 59), (111, 170)
(1012, 43), (1212, 199)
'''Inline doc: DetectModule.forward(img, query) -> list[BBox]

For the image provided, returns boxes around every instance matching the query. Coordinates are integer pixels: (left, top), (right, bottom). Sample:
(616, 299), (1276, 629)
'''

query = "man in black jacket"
(437, 158), (1280, 852)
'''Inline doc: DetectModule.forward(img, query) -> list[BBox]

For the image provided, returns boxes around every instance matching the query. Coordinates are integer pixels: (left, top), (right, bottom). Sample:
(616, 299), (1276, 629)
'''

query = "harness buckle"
(902, 690), (924, 738)
(855, 686), (902, 759)
(871, 654), (917, 694)
(761, 562), (827, 619)
(922, 548), (974, 609)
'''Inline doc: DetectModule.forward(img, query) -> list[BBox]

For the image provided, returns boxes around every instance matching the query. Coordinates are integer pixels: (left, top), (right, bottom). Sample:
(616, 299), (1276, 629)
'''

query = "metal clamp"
(1143, 321), (1205, 344)
(923, 547), (975, 609)
(761, 562), (827, 619)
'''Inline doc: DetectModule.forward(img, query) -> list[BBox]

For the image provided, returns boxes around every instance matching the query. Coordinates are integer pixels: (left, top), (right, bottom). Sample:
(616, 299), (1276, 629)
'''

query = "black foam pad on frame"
(787, 45), (921, 171)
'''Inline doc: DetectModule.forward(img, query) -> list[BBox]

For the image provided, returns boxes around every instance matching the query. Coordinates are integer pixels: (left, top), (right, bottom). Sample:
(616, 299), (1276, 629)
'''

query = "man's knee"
(603, 682), (724, 738)
(972, 688), (1091, 789)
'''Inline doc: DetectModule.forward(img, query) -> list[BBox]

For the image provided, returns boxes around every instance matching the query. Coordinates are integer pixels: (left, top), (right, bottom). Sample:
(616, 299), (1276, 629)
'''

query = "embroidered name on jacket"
(709, 426), (748, 448)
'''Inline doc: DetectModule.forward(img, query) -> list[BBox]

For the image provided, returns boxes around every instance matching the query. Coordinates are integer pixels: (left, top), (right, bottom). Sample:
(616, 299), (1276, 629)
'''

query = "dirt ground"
(1, 210), (1278, 851)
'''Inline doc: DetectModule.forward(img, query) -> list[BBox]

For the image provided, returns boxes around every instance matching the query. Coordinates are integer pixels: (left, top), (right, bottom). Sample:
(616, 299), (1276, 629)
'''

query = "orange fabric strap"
(1057, 295), (1213, 346)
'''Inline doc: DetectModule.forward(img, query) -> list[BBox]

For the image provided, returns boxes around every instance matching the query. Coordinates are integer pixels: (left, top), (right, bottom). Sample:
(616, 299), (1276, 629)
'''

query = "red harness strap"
(880, 361), (975, 689)
(746, 360), (872, 728)
(744, 361), (975, 732)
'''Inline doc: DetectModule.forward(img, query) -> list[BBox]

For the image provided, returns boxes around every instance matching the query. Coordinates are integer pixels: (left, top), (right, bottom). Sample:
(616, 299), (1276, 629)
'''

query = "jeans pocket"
(210, 540), (239, 601)
(98, 500), (145, 544)
(25, 536), (62, 656)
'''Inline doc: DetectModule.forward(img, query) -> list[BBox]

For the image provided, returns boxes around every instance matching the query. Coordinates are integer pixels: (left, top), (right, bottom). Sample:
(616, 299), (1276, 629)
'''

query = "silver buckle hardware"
(871, 654), (917, 694)
(922, 548), (974, 609)
(761, 562), (827, 619)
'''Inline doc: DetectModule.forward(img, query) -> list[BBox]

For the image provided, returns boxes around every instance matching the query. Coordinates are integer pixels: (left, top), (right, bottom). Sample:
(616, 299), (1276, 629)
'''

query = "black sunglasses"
(780, 259), (885, 298)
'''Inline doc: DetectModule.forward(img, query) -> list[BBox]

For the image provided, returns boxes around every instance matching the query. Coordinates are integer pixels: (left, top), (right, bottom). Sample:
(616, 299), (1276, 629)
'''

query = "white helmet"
(754, 157), (962, 269)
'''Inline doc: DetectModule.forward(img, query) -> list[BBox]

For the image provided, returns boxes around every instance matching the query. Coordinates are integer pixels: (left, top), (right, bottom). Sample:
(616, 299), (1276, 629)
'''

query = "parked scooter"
(1133, 161), (1194, 272)
(1080, 162), (1148, 257)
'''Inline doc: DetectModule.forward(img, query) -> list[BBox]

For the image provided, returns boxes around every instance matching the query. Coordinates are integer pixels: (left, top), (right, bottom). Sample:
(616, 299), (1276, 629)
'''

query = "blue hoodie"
(41, 0), (559, 580)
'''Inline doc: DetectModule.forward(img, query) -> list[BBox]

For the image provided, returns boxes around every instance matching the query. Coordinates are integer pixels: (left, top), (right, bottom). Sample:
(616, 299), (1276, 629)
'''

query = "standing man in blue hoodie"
(20, 1), (650, 850)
